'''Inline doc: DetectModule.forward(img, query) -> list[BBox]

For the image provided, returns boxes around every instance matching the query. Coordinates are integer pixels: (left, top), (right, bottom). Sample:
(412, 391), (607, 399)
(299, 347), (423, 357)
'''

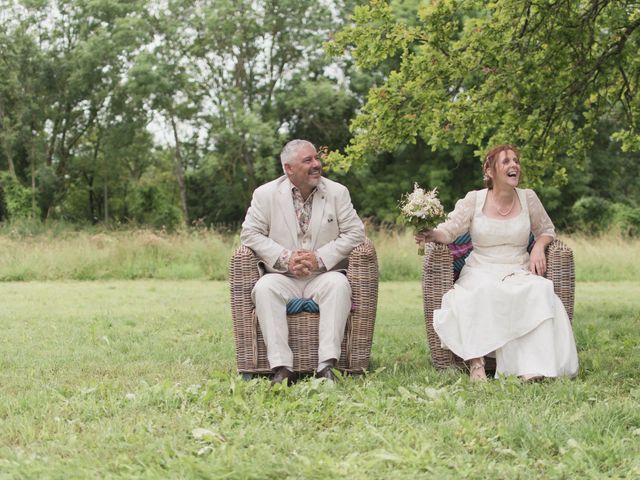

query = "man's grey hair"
(280, 139), (315, 170)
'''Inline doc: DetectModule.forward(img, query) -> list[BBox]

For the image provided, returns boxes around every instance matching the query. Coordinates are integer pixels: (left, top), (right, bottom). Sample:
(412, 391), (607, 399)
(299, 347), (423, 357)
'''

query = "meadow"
(1, 227), (639, 478)
(0, 223), (639, 282)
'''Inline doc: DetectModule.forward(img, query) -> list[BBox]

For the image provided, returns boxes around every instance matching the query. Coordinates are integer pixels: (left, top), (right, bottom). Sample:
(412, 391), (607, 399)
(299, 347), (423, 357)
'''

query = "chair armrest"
(229, 245), (260, 307)
(229, 246), (261, 370)
(545, 239), (575, 323)
(346, 238), (378, 370)
(422, 242), (455, 369)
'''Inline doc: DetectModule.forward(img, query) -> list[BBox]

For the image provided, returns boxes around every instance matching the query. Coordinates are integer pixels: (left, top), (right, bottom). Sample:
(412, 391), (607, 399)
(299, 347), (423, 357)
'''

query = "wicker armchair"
(422, 238), (575, 370)
(229, 239), (378, 376)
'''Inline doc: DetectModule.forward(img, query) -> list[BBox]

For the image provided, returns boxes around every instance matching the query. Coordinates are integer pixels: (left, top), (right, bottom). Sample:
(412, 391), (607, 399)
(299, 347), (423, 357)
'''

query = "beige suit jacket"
(240, 175), (365, 275)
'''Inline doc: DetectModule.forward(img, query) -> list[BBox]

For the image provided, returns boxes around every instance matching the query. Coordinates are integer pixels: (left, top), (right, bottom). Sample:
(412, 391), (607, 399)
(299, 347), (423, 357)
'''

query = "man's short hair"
(280, 139), (315, 168)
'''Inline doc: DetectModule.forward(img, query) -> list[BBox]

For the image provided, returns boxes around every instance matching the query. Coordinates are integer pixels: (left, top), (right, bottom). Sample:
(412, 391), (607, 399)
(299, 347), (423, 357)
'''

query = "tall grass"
(563, 235), (640, 281)
(1, 222), (639, 281)
(367, 228), (423, 281)
(0, 228), (238, 281)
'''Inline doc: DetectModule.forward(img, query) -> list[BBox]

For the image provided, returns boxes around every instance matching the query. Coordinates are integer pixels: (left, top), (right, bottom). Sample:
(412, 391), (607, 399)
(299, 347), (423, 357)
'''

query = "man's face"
(284, 144), (322, 193)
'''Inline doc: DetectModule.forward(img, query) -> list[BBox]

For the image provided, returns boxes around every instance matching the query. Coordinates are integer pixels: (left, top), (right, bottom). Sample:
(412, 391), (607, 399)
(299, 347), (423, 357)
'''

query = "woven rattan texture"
(422, 239), (575, 370)
(229, 239), (378, 374)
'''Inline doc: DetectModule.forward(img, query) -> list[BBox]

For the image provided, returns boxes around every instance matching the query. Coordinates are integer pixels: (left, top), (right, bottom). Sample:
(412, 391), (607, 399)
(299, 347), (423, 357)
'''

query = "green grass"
(1, 227), (639, 282)
(0, 229), (237, 281)
(564, 235), (640, 282)
(1, 281), (638, 478)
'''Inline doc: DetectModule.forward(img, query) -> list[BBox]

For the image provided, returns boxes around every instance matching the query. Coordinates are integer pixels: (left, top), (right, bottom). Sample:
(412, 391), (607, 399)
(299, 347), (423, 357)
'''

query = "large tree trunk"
(31, 147), (36, 218)
(84, 173), (96, 223)
(104, 181), (108, 224)
(170, 114), (189, 227)
(46, 117), (60, 167)
(6, 149), (17, 179)
(0, 105), (18, 179)
(91, 137), (108, 224)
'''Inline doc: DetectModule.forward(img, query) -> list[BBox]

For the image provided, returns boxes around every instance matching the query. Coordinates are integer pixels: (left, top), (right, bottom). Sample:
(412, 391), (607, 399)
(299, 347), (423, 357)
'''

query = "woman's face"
(488, 149), (520, 188)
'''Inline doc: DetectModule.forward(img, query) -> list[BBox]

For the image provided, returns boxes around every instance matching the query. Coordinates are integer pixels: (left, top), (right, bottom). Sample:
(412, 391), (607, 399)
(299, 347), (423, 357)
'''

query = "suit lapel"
(278, 180), (298, 244)
(310, 180), (327, 248)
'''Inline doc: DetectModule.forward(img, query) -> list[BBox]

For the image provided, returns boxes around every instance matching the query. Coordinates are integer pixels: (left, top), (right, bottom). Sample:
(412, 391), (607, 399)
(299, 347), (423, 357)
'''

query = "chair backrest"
(448, 232), (536, 280)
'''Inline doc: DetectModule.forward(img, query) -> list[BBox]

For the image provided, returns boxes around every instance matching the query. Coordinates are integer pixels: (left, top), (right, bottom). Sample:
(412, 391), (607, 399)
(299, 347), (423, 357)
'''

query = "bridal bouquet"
(399, 183), (446, 255)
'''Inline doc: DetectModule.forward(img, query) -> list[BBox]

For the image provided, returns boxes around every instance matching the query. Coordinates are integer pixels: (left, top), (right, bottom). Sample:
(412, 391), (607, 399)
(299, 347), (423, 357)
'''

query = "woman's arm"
(415, 191), (476, 245)
(526, 189), (556, 276)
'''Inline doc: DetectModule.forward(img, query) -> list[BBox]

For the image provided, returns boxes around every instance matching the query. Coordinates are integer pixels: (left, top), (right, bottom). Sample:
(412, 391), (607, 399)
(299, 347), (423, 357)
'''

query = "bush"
(610, 203), (640, 237)
(0, 172), (35, 220)
(130, 185), (183, 230)
(570, 196), (612, 234)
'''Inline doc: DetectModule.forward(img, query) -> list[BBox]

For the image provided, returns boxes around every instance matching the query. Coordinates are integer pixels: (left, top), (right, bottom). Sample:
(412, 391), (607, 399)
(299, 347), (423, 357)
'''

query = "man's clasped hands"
(288, 249), (319, 277)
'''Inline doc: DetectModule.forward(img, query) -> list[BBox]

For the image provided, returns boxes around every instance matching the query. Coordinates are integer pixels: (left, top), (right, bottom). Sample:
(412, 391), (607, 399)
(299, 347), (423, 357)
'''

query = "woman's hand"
(529, 245), (547, 276)
(415, 230), (447, 244)
(415, 231), (429, 244)
(528, 235), (554, 276)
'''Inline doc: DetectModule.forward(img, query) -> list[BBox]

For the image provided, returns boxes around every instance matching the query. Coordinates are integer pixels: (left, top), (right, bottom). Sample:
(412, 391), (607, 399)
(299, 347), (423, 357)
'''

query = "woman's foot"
(520, 374), (545, 382)
(469, 357), (487, 382)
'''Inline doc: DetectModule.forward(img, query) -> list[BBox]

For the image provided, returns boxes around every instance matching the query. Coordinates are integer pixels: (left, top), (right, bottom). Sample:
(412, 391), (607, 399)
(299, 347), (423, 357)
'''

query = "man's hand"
(288, 249), (318, 277)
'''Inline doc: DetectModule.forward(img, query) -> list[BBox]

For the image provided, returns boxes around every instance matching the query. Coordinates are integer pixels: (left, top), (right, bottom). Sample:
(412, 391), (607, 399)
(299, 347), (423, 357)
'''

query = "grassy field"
(0, 226), (639, 282)
(0, 228), (235, 282)
(1, 280), (639, 478)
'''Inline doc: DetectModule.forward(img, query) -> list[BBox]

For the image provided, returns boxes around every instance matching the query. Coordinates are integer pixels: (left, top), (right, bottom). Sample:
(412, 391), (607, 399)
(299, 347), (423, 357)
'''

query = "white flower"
(399, 183), (445, 226)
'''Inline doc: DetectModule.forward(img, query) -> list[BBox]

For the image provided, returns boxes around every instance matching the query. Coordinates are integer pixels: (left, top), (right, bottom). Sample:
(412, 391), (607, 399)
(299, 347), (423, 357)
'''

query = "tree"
(0, 8), (51, 217)
(148, 0), (355, 224)
(1, 0), (151, 220)
(128, 0), (203, 226)
(2, 0), (367, 226)
(44, 0), (149, 218)
(327, 0), (640, 186)
(192, 0), (339, 191)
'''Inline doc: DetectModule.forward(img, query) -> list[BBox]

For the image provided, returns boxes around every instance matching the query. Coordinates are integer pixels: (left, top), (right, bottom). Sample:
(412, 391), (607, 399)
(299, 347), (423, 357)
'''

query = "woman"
(416, 145), (579, 381)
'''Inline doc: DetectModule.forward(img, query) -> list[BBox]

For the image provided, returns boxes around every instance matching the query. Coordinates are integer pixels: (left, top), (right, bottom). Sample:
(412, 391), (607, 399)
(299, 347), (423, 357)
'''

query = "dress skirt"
(433, 266), (579, 377)
(432, 188), (579, 378)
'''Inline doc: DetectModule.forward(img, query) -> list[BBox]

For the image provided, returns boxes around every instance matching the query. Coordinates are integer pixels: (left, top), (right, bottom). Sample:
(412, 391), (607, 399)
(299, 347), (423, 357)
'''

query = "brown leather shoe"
(271, 367), (298, 386)
(315, 363), (339, 382)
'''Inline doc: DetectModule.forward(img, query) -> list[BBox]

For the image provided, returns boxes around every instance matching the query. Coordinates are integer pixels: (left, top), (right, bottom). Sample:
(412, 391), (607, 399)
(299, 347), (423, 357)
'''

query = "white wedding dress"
(433, 188), (579, 378)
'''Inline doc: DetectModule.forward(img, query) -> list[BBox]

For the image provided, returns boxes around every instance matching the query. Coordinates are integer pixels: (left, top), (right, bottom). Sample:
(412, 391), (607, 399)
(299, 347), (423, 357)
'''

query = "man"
(240, 139), (365, 385)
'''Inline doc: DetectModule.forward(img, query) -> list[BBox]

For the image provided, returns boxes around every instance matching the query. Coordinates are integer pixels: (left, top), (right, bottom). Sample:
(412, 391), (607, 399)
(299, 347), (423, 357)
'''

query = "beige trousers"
(251, 271), (351, 370)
